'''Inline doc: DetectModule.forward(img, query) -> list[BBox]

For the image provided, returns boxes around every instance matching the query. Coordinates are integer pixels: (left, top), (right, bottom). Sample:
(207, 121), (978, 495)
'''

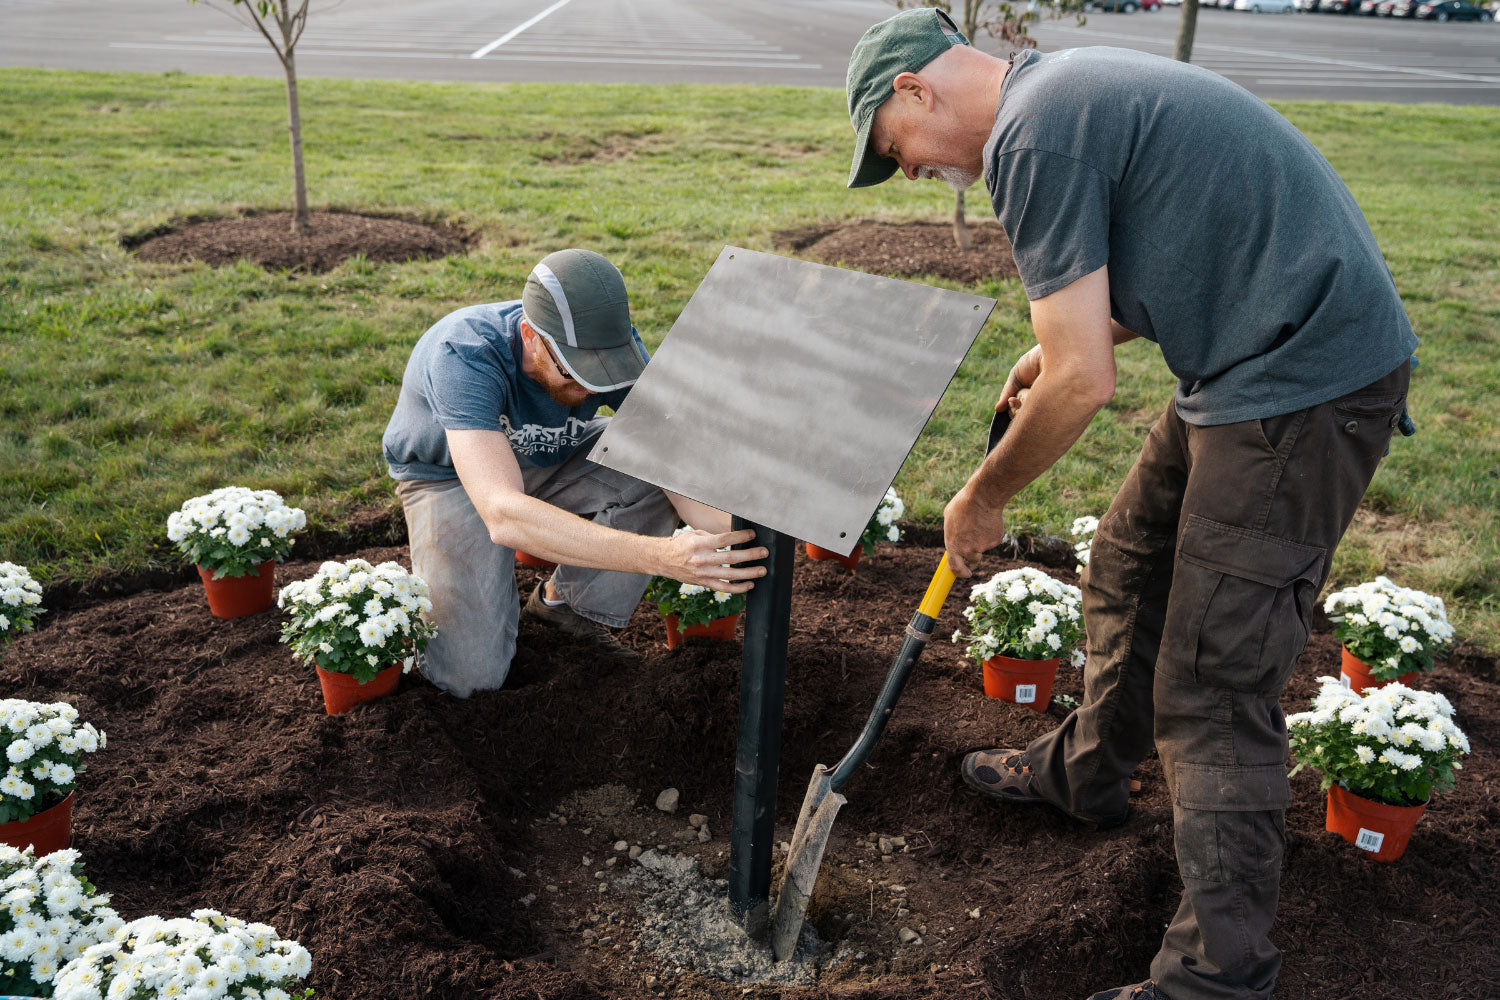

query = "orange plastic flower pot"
(664, 613), (740, 651)
(0, 790), (74, 855)
(1339, 645), (1417, 694)
(805, 543), (861, 572)
(1325, 782), (1426, 862)
(197, 561), (276, 619)
(316, 663), (402, 715)
(514, 550), (557, 570)
(981, 656), (1060, 713)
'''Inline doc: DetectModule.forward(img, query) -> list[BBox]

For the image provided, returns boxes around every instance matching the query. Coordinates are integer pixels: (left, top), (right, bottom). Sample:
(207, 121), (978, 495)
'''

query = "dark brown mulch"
(126, 211), (468, 272)
(778, 220), (1019, 284)
(5, 542), (1497, 1000)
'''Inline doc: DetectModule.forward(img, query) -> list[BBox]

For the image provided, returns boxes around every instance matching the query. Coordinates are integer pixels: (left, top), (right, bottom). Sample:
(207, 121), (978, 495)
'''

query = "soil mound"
(126, 211), (468, 272)
(779, 219), (1019, 284)
(6, 542), (1497, 999)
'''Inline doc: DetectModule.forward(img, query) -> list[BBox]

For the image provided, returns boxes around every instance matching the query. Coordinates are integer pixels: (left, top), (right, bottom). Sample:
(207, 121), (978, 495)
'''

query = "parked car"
(1376, 0), (1402, 12)
(1414, 0), (1494, 17)
(1319, 0), (1357, 11)
(1388, 0), (1423, 14)
(1356, 0), (1383, 12)
(1236, 0), (1295, 10)
(1294, 0), (1321, 10)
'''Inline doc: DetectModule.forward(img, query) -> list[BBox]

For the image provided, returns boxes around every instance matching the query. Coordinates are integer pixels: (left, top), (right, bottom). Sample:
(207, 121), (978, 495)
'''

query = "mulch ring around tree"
(778, 219), (1019, 284)
(124, 210), (470, 272)
(9, 542), (1498, 1000)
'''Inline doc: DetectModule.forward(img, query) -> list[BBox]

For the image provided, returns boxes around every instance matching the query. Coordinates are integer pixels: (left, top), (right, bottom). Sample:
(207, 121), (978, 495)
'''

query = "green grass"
(2, 70), (1497, 647)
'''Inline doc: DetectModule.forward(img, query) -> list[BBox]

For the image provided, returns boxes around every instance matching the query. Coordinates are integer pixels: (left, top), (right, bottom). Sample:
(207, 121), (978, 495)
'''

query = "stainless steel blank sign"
(590, 247), (997, 555)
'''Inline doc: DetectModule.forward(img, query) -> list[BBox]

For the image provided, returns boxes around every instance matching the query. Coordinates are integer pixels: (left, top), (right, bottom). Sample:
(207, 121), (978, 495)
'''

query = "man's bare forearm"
(964, 366), (1111, 511)
(481, 491), (668, 577)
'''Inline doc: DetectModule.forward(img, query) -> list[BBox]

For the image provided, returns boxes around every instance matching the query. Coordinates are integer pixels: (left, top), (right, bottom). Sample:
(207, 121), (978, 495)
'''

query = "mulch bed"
(126, 211), (468, 272)
(5, 542), (1497, 999)
(778, 220), (1019, 284)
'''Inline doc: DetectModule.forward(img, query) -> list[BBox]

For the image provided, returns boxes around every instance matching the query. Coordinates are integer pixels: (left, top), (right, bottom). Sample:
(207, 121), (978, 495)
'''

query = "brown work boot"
(521, 583), (640, 663)
(961, 748), (1047, 805)
(1087, 981), (1165, 1000)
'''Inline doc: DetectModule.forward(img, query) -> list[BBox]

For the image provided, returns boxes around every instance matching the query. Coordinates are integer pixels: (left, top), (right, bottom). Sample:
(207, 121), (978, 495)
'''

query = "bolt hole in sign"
(1014, 684), (1037, 704)
(1355, 828), (1386, 853)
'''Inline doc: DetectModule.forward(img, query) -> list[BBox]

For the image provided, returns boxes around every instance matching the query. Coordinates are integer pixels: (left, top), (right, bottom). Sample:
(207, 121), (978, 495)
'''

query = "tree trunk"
(283, 48), (310, 234)
(952, 186), (972, 251)
(1174, 0), (1200, 62)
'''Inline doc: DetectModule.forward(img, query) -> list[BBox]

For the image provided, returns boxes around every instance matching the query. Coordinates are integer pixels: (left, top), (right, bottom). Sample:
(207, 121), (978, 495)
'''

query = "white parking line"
(471, 0), (576, 60)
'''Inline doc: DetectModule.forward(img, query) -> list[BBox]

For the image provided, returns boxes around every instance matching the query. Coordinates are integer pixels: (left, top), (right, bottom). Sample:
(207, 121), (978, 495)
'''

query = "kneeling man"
(382, 249), (764, 696)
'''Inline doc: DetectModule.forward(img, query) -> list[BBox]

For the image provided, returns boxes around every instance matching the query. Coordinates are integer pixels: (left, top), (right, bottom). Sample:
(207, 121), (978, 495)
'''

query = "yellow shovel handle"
(917, 553), (958, 620)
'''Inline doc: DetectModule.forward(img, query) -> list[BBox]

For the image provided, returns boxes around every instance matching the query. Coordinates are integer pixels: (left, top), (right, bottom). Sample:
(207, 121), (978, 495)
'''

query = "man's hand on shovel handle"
(944, 386), (1031, 579)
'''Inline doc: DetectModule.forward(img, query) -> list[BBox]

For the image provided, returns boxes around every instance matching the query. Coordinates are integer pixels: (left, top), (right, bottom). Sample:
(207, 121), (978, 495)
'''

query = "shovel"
(768, 403), (1016, 960)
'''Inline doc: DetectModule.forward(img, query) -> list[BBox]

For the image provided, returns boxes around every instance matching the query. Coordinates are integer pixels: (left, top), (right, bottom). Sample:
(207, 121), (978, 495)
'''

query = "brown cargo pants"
(1023, 362), (1410, 1000)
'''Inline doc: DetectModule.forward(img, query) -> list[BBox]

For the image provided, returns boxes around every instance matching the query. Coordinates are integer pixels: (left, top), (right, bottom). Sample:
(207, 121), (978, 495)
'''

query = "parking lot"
(1, 0), (1497, 103)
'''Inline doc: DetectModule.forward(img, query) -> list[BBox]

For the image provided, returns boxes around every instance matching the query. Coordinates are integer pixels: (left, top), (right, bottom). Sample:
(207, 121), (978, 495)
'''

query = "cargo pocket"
(1162, 515), (1324, 694)
(1173, 762), (1291, 882)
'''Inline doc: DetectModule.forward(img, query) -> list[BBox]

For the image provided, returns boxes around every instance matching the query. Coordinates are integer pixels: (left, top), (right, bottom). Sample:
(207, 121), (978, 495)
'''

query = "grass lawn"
(2, 70), (1497, 646)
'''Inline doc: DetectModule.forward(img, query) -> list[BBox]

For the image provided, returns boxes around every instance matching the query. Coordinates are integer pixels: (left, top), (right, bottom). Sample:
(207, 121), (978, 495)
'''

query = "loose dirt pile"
(778, 219), (1019, 283)
(5, 543), (1496, 999)
(126, 211), (468, 272)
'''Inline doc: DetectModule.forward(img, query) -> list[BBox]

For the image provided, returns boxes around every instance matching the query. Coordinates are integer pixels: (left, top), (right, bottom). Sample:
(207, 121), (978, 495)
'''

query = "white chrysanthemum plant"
(1288, 677), (1469, 808)
(1324, 576), (1453, 684)
(0, 563), (45, 649)
(857, 488), (905, 554)
(0, 701), (105, 827)
(953, 568), (1086, 667)
(646, 529), (745, 629)
(1070, 515), (1099, 574)
(51, 909), (314, 1000)
(0, 846), (123, 995)
(278, 560), (437, 684)
(167, 488), (307, 580)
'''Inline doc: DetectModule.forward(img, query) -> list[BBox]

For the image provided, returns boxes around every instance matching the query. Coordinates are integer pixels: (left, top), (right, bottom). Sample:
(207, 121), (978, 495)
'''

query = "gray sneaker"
(521, 583), (641, 663)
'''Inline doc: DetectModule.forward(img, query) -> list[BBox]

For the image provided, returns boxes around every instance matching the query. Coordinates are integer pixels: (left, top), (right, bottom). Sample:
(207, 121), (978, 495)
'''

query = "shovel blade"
(770, 764), (847, 961)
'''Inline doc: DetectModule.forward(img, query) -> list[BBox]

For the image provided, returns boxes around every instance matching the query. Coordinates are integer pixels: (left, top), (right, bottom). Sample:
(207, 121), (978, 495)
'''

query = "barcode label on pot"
(1340, 673), (1353, 688)
(1355, 828), (1385, 853)
(1014, 684), (1037, 704)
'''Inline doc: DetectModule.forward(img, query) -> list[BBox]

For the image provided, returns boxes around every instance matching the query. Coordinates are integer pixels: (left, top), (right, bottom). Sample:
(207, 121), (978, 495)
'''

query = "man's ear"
(890, 71), (930, 111)
(518, 318), (534, 342)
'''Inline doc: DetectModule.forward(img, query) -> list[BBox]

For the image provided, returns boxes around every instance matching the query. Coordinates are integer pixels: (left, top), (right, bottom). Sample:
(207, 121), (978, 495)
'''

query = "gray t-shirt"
(381, 301), (636, 481)
(983, 47), (1418, 425)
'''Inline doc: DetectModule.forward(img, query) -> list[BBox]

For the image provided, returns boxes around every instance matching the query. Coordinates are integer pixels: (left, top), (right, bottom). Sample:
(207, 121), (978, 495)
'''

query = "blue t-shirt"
(382, 301), (637, 481)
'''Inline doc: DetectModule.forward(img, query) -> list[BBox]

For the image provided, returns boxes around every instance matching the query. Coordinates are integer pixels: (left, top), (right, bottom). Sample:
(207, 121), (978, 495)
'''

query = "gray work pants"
(394, 418), (678, 698)
(1023, 363), (1409, 999)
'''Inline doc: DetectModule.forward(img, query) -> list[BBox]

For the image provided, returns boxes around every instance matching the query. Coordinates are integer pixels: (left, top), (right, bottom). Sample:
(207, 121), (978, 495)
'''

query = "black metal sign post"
(727, 518), (796, 935)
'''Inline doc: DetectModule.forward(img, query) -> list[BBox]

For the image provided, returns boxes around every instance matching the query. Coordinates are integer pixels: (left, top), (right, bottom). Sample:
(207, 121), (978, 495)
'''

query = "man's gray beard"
(917, 165), (981, 189)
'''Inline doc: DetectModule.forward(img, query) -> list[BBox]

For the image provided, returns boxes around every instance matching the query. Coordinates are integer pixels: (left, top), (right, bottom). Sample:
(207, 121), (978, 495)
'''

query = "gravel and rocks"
(622, 850), (828, 986)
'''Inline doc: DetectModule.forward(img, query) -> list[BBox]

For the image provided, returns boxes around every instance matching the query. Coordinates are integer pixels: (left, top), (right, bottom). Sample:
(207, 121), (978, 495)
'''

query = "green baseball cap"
(845, 8), (969, 189)
(522, 249), (649, 393)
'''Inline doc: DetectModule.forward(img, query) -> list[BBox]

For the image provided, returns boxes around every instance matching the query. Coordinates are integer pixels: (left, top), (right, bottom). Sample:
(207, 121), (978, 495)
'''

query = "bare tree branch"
(290, 0), (312, 51)
(198, 0), (259, 33)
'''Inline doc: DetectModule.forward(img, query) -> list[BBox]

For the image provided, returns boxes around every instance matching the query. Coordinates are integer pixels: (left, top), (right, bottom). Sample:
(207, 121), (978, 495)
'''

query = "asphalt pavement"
(1, 0), (1497, 103)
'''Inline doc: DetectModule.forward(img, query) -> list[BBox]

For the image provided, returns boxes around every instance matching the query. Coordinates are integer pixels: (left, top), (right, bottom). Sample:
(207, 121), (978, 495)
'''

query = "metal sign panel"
(590, 247), (996, 555)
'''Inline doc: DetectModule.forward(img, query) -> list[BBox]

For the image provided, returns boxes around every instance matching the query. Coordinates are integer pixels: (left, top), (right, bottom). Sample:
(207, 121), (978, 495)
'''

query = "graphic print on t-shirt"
(499, 413), (595, 461)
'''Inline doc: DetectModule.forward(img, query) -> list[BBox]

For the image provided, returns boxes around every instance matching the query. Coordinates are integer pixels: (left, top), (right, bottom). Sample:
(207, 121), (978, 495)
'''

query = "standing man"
(844, 11), (1416, 1000)
(382, 249), (765, 698)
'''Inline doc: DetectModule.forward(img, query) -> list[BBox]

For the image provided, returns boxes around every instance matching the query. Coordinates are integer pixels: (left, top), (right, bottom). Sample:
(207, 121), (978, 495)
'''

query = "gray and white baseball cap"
(522, 249), (649, 393)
